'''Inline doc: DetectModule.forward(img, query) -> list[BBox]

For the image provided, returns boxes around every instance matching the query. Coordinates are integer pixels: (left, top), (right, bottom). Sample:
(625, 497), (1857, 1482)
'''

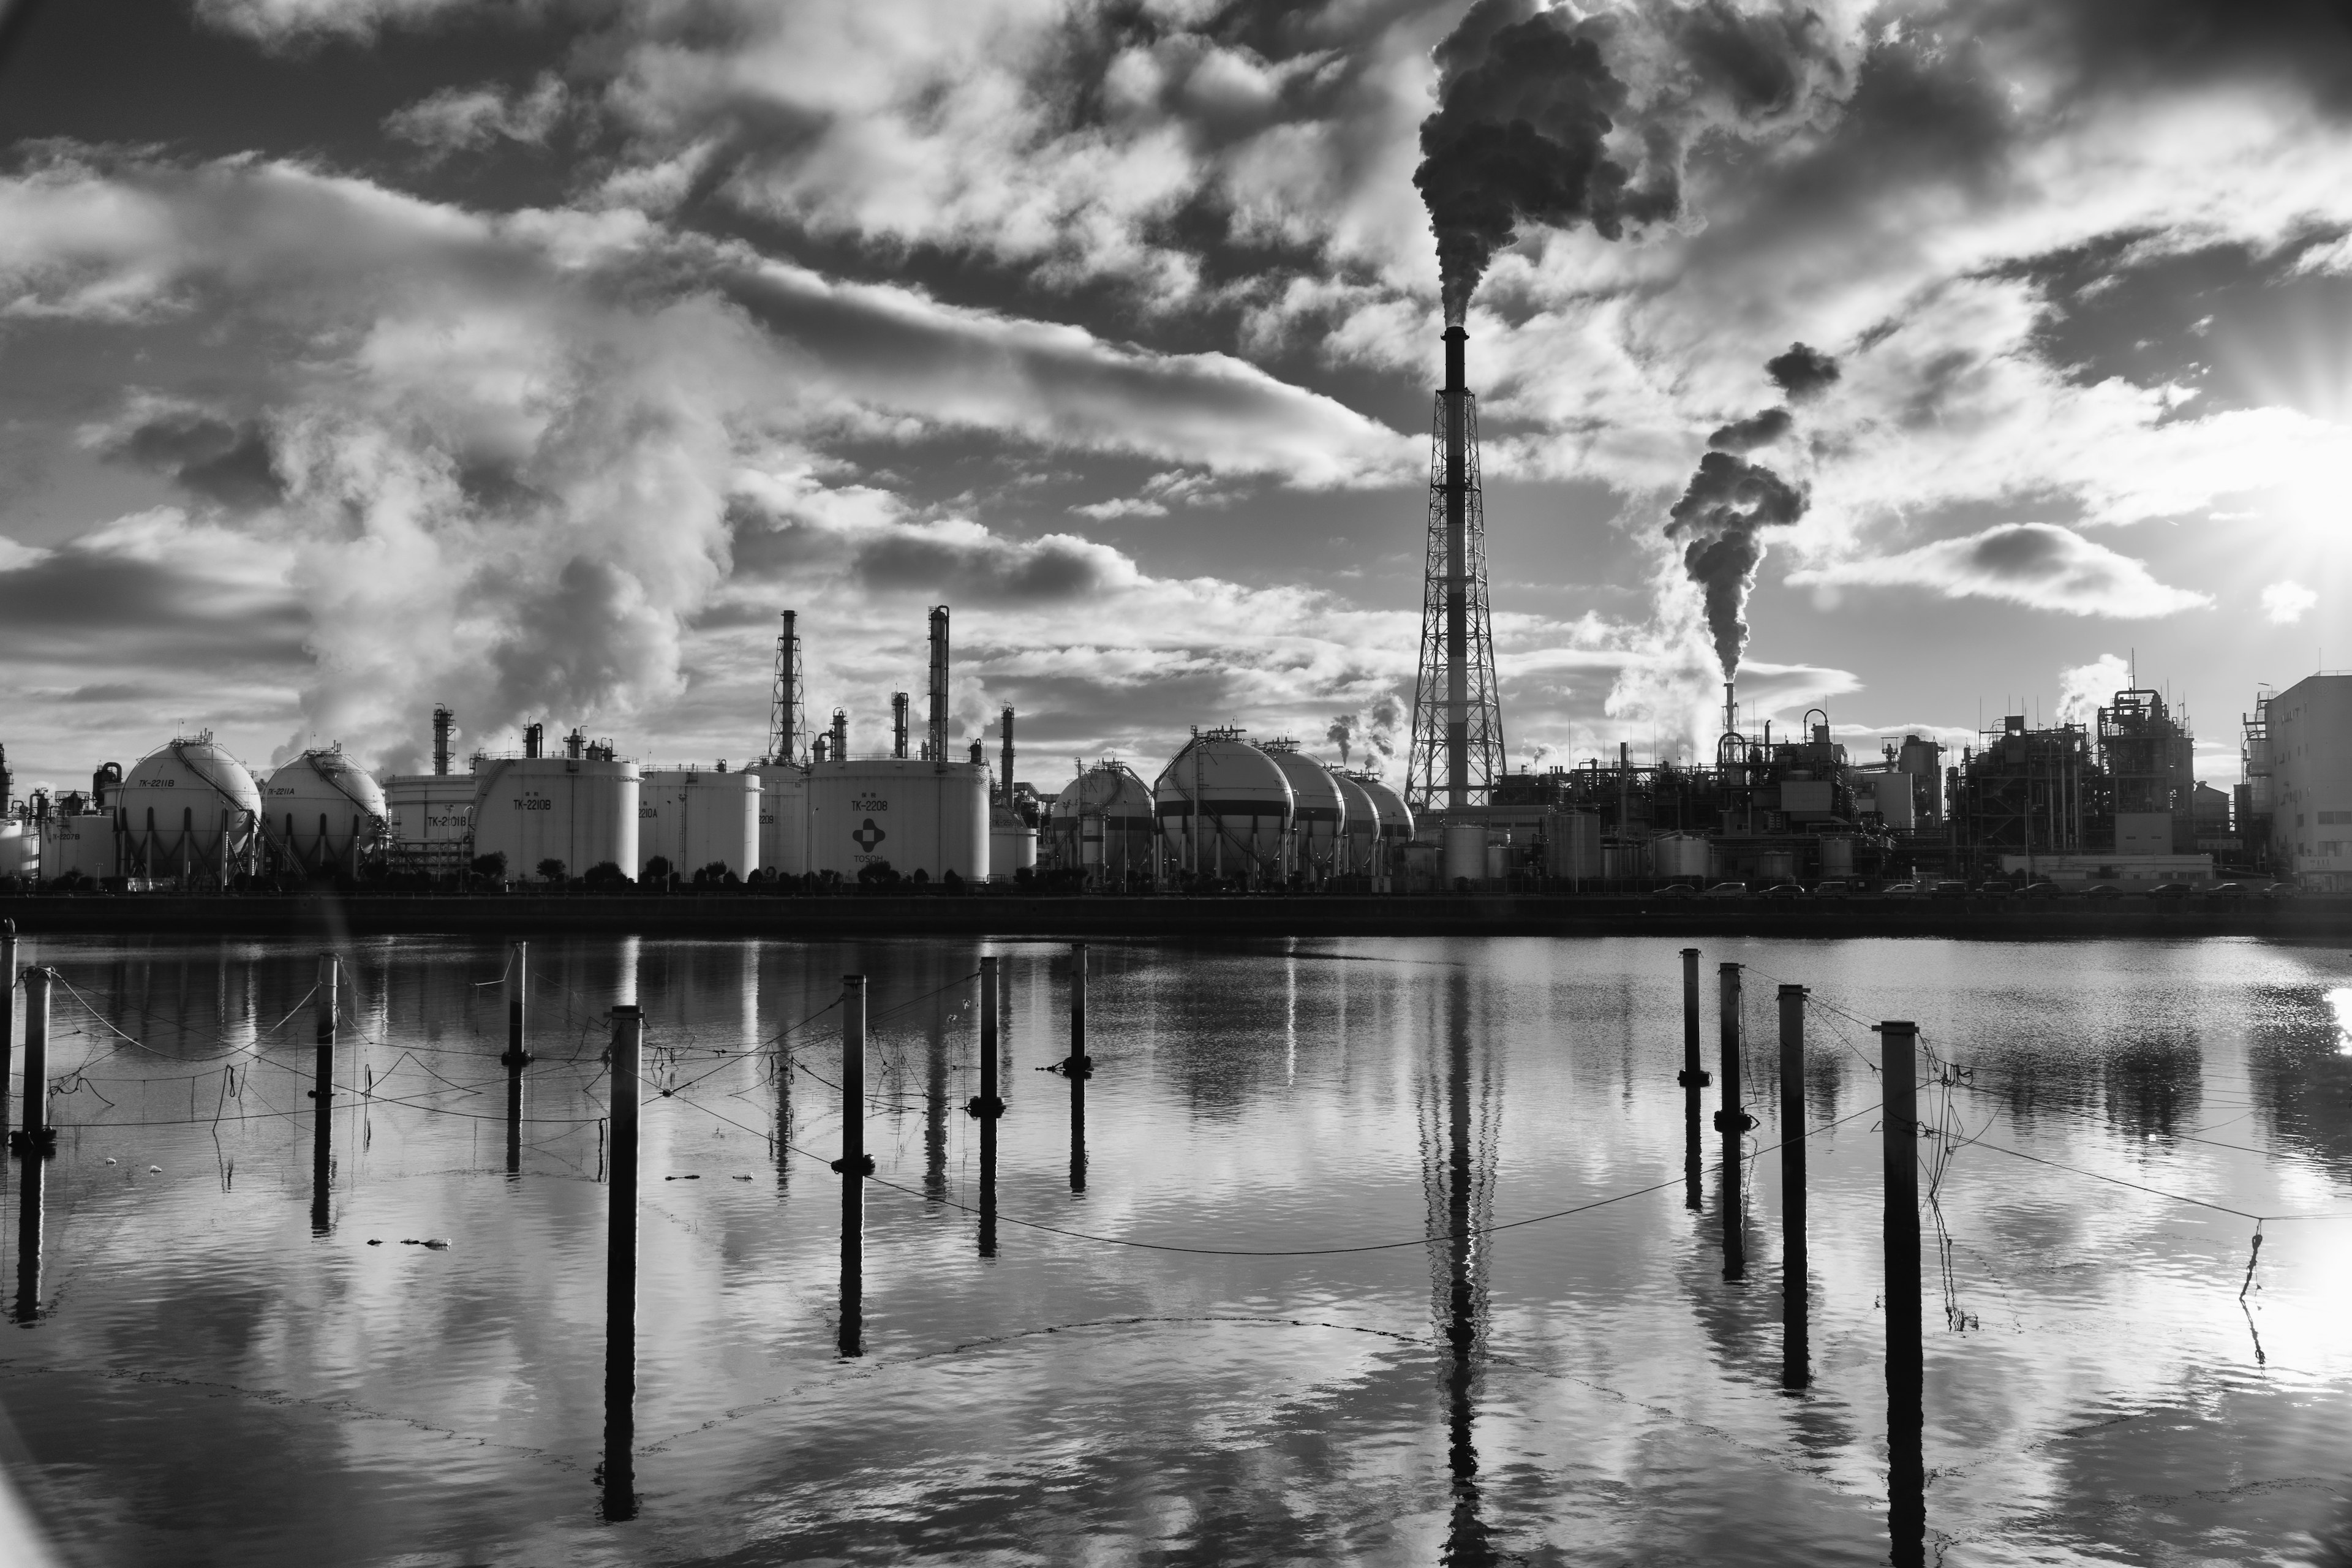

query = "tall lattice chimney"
(1406, 324), (1504, 814)
(927, 606), (950, 768)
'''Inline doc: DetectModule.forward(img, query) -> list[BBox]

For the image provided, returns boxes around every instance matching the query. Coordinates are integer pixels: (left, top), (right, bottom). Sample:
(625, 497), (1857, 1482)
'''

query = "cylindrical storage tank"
(0, 820), (36, 880)
(37, 815), (116, 882)
(1648, 832), (1711, 879)
(750, 763), (809, 878)
(116, 735), (262, 883)
(1757, 849), (1796, 883)
(1332, 772), (1378, 878)
(1044, 763), (1158, 884)
(1818, 835), (1854, 878)
(989, 805), (1037, 883)
(262, 749), (388, 875)
(638, 768), (760, 881)
(805, 758), (989, 883)
(1261, 744), (1346, 883)
(470, 756), (639, 883)
(1153, 733), (1292, 885)
(1442, 820), (1486, 885)
(383, 774), (476, 872)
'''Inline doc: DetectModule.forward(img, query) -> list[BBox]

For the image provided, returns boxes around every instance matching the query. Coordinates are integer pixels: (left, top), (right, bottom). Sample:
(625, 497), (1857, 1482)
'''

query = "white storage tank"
(1331, 773), (1378, 877)
(118, 733), (263, 883)
(383, 774), (477, 872)
(1442, 820), (1487, 886)
(1648, 832), (1711, 879)
(262, 748), (387, 875)
(1044, 763), (1158, 884)
(1259, 741), (1346, 883)
(1546, 810), (1603, 880)
(1818, 835), (1855, 878)
(37, 815), (116, 882)
(806, 758), (989, 883)
(0, 819), (36, 881)
(750, 761), (809, 878)
(638, 766), (760, 880)
(1155, 730), (1293, 884)
(989, 805), (1037, 883)
(470, 755), (640, 883)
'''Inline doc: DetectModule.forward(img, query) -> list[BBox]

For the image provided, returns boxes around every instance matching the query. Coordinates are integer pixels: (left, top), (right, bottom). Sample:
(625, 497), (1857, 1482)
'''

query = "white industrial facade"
(2264, 673), (2352, 888)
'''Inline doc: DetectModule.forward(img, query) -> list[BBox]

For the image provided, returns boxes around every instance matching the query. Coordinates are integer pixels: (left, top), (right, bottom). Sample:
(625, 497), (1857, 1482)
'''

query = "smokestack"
(1724, 680), (1736, 740)
(927, 605), (950, 769)
(0, 743), (9, 813)
(831, 708), (848, 761)
(565, 728), (584, 761)
(1444, 325), (1469, 813)
(769, 611), (802, 766)
(1000, 705), (1016, 812)
(432, 706), (453, 777)
(524, 722), (543, 760)
(892, 692), (910, 760)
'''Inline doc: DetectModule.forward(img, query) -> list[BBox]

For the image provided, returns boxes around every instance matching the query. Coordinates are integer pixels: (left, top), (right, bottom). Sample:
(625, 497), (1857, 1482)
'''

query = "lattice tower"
(1406, 330), (1506, 814)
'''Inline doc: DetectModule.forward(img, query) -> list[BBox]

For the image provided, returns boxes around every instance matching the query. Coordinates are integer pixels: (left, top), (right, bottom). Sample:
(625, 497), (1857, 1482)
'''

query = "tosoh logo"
(852, 818), (888, 853)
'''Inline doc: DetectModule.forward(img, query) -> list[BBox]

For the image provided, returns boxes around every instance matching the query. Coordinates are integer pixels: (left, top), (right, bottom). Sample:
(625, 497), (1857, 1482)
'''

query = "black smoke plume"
(1766, 342), (1840, 401)
(1667, 451), (1807, 678)
(1414, 0), (1672, 323)
(1706, 407), (1790, 452)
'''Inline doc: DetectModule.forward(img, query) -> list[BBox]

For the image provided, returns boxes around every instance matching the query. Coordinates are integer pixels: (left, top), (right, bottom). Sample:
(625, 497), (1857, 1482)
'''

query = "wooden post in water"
(968, 956), (1003, 1258)
(833, 976), (869, 1357)
(310, 954), (339, 1235)
(12, 967), (50, 1323)
(1, 921), (17, 1152)
(1716, 962), (1749, 1278)
(502, 942), (530, 1177)
(1880, 1019), (1924, 1567)
(603, 1003), (642, 1522)
(1778, 983), (1809, 1389)
(1679, 947), (1705, 1210)
(1066, 942), (1089, 1194)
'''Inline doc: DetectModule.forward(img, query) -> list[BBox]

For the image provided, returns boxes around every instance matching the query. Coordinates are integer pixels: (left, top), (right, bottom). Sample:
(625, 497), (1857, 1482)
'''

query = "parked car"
(1654, 882), (1700, 899)
(1975, 882), (2013, 900)
(2147, 881), (2195, 899)
(1880, 880), (1921, 897)
(2260, 882), (2301, 900)
(2084, 883), (2123, 899)
(1760, 882), (1809, 899)
(2207, 881), (2245, 900)
(1928, 880), (1970, 899)
(1813, 880), (1854, 898)
(2019, 881), (2064, 899)
(1702, 881), (1751, 899)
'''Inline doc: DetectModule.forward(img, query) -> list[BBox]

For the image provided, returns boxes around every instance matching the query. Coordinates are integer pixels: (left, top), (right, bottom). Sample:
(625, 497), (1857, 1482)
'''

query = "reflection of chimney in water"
(1438, 971), (1496, 1567)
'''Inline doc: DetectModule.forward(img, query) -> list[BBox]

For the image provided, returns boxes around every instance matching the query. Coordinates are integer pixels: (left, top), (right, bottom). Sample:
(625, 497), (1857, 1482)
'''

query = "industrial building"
(2247, 673), (2352, 889)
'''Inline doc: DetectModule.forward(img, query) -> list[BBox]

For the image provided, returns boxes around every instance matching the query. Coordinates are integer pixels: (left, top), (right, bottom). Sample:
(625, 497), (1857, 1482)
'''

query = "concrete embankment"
(2, 892), (2345, 942)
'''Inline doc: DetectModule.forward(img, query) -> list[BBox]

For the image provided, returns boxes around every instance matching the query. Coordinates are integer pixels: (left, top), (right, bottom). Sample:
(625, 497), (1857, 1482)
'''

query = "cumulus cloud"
(386, 75), (570, 158)
(1790, 522), (2211, 618)
(195, 0), (487, 45)
(2261, 579), (2318, 624)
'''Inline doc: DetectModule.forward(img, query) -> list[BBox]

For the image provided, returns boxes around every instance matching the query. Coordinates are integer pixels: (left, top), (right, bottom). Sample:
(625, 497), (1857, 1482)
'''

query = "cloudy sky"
(0, 0), (2345, 794)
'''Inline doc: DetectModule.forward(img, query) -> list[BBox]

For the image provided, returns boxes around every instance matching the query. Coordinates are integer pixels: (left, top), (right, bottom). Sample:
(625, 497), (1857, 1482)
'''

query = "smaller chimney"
(968, 740), (984, 766)
(1000, 705), (1016, 811)
(524, 722), (543, 760)
(1722, 681), (1736, 741)
(813, 734), (829, 764)
(565, 728), (585, 761)
(432, 706), (453, 777)
(892, 692), (910, 759)
(927, 606), (950, 769)
(831, 707), (848, 761)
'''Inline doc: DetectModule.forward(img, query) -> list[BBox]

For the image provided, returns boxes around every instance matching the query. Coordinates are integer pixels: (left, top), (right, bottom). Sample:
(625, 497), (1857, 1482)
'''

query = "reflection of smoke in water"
(2329, 987), (2352, 1054)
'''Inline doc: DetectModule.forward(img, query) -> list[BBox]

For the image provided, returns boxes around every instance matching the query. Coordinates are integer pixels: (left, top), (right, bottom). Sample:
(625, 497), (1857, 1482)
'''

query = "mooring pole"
(1716, 962), (1749, 1278)
(13, 1143), (40, 1325)
(603, 1003), (642, 1522)
(969, 956), (1003, 1258)
(310, 954), (339, 1235)
(833, 975), (869, 1357)
(1066, 941), (1089, 1194)
(1779, 983), (1809, 1389)
(1, 922), (18, 1152)
(501, 942), (530, 1176)
(1880, 1019), (1924, 1566)
(10, 967), (50, 1161)
(1679, 947), (1705, 1210)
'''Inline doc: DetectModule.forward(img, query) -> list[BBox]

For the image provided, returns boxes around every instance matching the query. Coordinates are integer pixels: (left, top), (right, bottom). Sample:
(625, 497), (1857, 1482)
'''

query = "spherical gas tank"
(117, 735), (263, 881)
(262, 749), (388, 873)
(470, 756), (639, 883)
(1045, 762), (1156, 880)
(1354, 774), (1414, 845)
(1153, 733), (1293, 884)
(1332, 772), (1378, 876)
(750, 761), (809, 878)
(805, 759), (989, 883)
(1261, 746), (1345, 881)
(639, 767), (761, 880)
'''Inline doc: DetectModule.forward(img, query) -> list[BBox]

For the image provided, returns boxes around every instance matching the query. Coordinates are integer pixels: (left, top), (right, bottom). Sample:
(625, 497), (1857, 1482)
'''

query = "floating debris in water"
(367, 1240), (383, 1246)
(422, 1238), (451, 1250)
(104, 1158), (116, 1166)
(733, 1175), (753, 1182)
(148, 1166), (162, 1174)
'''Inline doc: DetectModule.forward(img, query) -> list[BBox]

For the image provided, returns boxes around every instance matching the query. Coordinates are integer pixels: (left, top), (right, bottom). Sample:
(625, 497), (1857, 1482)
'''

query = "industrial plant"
(0, 328), (2335, 898)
